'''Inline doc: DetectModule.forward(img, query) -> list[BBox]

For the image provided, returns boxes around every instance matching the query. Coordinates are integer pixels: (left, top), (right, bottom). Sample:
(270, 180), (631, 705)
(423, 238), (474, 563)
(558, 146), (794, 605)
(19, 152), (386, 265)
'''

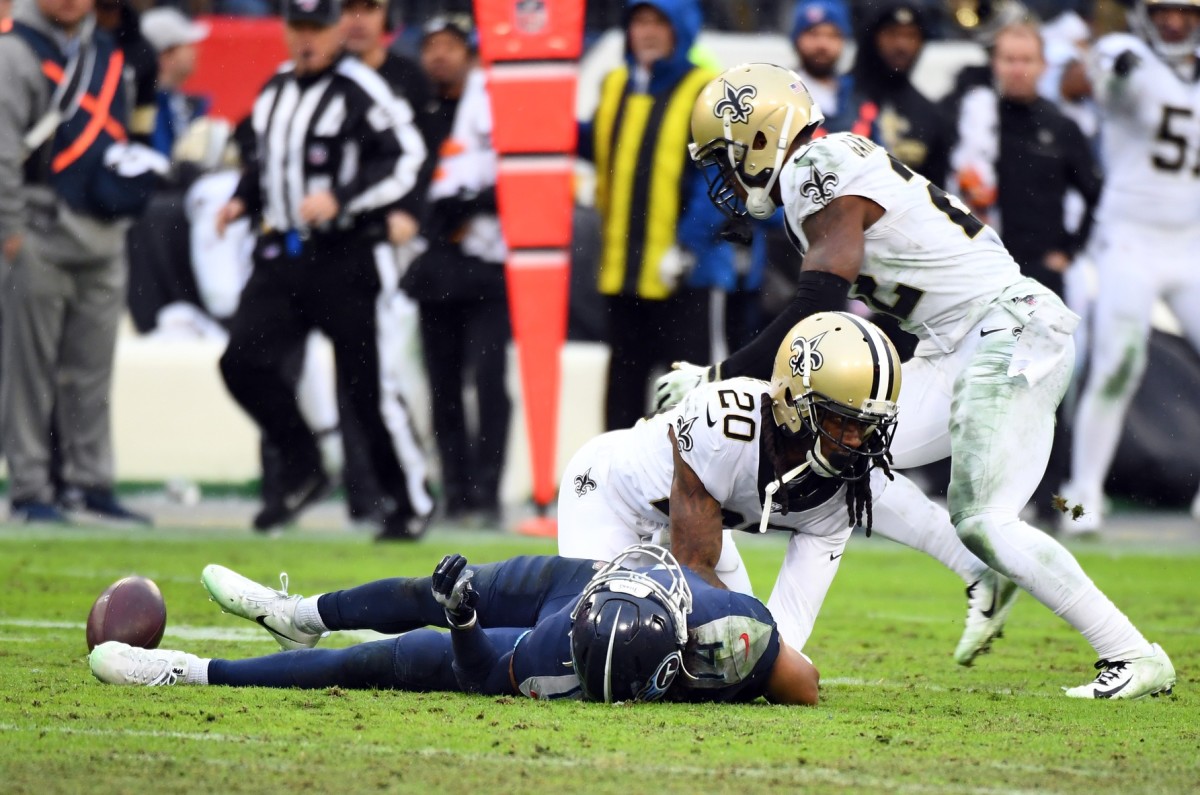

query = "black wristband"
(719, 270), (852, 380)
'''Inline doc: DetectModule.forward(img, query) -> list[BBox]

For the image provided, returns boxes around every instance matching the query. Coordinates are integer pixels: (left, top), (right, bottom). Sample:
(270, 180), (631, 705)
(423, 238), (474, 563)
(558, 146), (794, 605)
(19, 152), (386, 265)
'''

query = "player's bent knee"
(954, 513), (1000, 561)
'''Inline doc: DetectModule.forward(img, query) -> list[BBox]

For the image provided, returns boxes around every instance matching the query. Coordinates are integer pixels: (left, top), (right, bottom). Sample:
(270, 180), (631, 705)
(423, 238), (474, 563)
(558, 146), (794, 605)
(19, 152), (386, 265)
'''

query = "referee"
(215, 0), (432, 539)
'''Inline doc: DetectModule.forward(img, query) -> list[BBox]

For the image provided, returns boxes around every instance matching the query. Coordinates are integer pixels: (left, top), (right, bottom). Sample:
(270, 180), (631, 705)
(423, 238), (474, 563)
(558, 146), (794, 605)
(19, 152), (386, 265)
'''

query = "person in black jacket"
(849, 0), (953, 189)
(951, 21), (1101, 298)
(215, 0), (433, 539)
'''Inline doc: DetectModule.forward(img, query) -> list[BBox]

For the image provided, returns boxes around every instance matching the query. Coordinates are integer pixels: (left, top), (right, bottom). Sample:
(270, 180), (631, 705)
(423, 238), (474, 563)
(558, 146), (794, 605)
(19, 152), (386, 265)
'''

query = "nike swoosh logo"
(980, 587), (999, 619)
(255, 614), (306, 646)
(706, 405), (717, 428)
(830, 552), (843, 561)
(980, 328), (1007, 337)
(1095, 678), (1131, 699)
(739, 632), (751, 661)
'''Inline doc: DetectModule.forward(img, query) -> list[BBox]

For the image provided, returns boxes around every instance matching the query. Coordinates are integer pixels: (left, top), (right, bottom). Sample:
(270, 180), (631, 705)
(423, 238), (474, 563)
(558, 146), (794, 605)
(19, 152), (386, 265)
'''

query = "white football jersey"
(1090, 34), (1200, 227)
(779, 132), (1052, 353)
(603, 378), (851, 536)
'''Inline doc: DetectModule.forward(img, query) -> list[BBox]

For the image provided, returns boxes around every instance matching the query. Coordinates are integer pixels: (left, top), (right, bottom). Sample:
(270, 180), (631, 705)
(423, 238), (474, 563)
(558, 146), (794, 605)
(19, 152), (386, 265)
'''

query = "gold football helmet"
(768, 312), (902, 479)
(1132, 0), (1200, 61)
(689, 63), (825, 220)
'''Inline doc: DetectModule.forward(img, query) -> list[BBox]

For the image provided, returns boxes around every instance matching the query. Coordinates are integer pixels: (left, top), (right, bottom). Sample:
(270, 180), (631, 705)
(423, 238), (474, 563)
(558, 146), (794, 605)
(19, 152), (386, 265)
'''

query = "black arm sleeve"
(1062, 118), (1104, 257)
(718, 270), (853, 380)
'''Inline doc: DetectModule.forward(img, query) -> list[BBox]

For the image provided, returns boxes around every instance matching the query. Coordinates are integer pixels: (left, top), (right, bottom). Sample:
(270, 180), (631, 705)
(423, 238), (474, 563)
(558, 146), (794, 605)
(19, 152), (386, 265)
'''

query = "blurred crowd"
(1, 0), (1197, 537)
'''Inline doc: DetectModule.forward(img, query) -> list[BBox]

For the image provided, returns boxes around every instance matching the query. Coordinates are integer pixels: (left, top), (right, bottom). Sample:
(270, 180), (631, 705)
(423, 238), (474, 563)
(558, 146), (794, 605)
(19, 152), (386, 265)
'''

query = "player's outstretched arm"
(765, 641), (820, 706)
(717, 195), (881, 381)
(431, 555), (514, 696)
(667, 426), (727, 590)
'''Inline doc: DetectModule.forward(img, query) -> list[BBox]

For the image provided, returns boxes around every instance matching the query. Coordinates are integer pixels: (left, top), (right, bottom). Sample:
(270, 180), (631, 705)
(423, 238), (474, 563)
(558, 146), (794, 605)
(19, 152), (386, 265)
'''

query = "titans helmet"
(570, 545), (693, 704)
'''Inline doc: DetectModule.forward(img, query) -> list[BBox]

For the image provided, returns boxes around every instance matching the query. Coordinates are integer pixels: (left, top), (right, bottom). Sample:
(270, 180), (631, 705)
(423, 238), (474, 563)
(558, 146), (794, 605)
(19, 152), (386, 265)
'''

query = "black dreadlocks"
(844, 449), (894, 537)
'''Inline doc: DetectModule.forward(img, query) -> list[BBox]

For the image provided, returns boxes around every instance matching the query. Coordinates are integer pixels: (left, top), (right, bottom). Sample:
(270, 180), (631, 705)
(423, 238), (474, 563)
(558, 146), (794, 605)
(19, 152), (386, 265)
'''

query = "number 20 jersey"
(779, 132), (1048, 354)
(1090, 34), (1200, 229)
(611, 378), (850, 536)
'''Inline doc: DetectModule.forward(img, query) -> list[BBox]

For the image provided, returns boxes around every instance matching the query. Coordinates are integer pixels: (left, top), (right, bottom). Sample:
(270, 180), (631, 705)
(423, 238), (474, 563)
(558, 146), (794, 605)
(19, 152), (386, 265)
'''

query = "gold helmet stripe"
(840, 312), (898, 404)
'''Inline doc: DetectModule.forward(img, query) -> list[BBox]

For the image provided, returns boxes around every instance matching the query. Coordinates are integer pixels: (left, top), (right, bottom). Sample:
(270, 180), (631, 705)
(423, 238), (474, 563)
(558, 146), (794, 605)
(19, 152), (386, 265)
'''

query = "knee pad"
(955, 512), (1004, 561)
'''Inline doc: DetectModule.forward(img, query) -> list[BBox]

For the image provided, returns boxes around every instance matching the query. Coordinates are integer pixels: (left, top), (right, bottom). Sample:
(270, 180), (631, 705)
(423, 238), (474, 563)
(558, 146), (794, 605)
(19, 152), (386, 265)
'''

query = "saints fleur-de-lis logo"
(789, 331), (827, 377)
(713, 80), (757, 124)
(573, 468), (597, 497)
(800, 165), (839, 205)
(674, 416), (697, 453)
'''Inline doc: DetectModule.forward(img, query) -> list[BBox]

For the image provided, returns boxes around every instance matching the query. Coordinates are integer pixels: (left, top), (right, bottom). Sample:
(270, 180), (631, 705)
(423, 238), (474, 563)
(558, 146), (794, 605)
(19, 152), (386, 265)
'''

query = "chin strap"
(758, 461), (809, 535)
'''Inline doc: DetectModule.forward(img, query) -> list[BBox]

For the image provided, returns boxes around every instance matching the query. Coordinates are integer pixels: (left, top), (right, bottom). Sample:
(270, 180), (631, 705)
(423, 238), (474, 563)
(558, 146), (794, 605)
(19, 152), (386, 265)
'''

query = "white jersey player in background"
(1061, 0), (1200, 535)
(654, 63), (1174, 699)
(560, 312), (1006, 654)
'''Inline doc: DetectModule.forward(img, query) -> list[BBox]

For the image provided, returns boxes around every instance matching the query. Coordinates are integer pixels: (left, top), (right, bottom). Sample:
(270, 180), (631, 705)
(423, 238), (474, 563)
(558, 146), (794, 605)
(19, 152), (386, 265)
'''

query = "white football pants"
(875, 294), (1152, 660)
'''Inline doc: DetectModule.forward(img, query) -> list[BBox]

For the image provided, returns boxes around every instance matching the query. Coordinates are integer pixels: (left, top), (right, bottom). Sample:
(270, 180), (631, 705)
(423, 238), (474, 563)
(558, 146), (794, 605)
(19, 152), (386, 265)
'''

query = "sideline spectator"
(0, 0), (162, 524)
(584, 0), (729, 431)
(140, 8), (210, 159)
(215, 0), (433, 538)
(790, 0), (855, 132)
(400, 15), (510, 526)
(849, 0), (952, 188)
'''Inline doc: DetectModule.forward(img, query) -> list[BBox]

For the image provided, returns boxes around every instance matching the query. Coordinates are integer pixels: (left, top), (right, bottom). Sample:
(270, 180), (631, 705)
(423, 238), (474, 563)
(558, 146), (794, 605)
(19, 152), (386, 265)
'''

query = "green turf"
(0, 525), (1195, 794)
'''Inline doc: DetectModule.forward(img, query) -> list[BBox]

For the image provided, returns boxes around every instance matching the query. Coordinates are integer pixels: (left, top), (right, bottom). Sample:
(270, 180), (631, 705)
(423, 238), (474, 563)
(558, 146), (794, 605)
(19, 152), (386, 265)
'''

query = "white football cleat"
(201, 564), (321, 650)
(1063, 643), (1176, 700)
(953, 569), (1020, 666)
(89, 641), (198, 686)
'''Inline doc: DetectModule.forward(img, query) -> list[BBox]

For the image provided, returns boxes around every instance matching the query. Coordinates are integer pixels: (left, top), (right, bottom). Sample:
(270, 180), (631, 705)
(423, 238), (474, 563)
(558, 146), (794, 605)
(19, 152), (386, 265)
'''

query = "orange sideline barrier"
(476, 0), (583, 533)
(495, 156), (574, 248)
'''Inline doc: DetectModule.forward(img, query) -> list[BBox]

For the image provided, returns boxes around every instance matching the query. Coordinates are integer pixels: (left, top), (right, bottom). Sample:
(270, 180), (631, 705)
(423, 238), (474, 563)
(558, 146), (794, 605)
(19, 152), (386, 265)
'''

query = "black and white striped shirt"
(235, 54), (426, 238)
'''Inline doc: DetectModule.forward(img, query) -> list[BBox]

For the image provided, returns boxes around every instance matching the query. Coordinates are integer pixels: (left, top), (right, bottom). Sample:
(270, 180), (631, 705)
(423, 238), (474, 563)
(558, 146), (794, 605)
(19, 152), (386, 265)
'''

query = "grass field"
(1, 521), (1196, 794)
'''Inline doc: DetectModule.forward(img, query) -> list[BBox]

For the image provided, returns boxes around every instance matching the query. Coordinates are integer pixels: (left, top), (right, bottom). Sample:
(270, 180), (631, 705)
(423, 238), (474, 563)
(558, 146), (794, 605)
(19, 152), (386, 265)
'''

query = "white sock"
(294, 595), (328, 635)
(870, 472), (989, 583)
(184, 657), (210, 686)
(960, 513), (1153, 661)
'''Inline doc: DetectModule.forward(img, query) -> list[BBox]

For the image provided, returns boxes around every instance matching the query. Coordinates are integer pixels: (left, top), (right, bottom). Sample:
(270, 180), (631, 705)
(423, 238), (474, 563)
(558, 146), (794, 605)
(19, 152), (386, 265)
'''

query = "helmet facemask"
(689, 106), (804, 221)
(798, 391), (898, 481)
(689, 65), (826, 222)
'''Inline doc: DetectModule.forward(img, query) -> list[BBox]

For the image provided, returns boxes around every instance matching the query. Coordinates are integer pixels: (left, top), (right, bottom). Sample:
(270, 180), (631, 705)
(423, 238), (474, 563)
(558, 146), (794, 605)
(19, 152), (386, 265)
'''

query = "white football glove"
(656, 244), (696, 290)
(653, 361), (713, 413)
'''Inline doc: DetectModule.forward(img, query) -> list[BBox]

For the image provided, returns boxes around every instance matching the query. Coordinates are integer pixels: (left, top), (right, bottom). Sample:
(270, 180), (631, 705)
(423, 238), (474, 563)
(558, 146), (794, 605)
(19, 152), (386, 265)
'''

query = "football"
(85, 576), (167, 651)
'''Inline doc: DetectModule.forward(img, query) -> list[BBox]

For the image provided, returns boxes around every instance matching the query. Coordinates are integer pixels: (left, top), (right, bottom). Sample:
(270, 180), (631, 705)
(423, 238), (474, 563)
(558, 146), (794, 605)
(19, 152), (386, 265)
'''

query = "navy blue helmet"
(570, 545), (693, 704)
